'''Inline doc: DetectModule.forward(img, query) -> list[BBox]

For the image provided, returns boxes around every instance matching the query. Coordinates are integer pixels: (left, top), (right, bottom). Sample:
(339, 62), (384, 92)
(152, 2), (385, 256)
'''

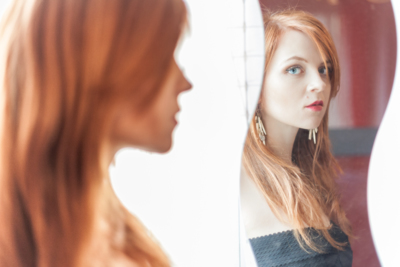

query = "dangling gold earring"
(308, 127), (318, 144)
(255, 108), (266, 145)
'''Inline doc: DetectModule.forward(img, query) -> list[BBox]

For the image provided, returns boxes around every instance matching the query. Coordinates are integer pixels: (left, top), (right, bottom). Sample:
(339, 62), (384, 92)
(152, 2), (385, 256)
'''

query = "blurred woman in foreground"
(0, 0), (191, 266)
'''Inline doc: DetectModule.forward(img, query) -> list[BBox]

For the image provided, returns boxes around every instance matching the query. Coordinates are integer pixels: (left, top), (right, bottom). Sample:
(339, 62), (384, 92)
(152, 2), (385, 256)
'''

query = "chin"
(156, 143), (172, 153)
(151, 137), (173, 154)
(301, 118), (324, 130)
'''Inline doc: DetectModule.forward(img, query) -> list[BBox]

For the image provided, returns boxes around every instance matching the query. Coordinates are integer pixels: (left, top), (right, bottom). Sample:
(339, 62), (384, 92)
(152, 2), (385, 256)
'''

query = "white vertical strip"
(239, 0), (264, 266)
(244, 0), (264, 122)
(368, 1), (400, 266)
(243, 0), (249, 122)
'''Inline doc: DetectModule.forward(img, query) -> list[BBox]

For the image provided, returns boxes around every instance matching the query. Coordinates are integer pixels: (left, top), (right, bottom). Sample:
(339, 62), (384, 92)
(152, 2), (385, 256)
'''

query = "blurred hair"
(0, 0), (186, 266)
(242, 9), (352, 253)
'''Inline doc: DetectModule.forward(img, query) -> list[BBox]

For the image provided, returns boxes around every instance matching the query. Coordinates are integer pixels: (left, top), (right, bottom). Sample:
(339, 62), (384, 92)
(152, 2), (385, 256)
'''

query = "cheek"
(264, 77), (302, 114)
(110, 102), (159, 147)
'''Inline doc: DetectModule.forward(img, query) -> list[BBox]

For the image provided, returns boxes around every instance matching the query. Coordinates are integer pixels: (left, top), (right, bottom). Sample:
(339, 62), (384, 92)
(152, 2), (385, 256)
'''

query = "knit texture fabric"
(249, 225), (352, 267)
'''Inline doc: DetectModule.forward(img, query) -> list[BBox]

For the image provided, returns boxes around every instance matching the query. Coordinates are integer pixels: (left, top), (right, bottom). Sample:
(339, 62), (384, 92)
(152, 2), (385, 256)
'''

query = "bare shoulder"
(240, 167), (294, 238)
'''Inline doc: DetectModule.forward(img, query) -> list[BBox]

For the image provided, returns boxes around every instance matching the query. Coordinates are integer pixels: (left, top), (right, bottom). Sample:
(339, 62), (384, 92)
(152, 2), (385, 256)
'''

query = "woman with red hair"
(0, 0), (191, 266)
(241, 10), (353, 266)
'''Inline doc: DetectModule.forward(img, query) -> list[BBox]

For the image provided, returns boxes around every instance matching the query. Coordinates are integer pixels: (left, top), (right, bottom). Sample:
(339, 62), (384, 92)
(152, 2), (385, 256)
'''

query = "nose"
(179, 68), (192, 93)
(306, 69), (327, 93)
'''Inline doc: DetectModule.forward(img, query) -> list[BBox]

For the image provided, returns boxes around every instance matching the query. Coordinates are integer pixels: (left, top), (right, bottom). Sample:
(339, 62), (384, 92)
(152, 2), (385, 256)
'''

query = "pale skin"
(261, 30), (331, 163)
(241, 29), (331, 238)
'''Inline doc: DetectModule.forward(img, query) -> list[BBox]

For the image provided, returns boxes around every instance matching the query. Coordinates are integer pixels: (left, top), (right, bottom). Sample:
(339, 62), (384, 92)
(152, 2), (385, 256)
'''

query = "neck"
(103, 140), (122, 168)
(262, 115), (299, 164)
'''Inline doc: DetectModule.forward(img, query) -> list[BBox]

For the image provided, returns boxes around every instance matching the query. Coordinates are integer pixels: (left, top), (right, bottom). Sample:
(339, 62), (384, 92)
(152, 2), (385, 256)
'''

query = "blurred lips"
(173, 109), (180, 125)
(306, 100), (323, 111)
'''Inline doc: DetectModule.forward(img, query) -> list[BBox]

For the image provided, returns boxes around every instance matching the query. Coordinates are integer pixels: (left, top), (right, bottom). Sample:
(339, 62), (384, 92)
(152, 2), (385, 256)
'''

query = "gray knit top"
(249, 225), (352, 267)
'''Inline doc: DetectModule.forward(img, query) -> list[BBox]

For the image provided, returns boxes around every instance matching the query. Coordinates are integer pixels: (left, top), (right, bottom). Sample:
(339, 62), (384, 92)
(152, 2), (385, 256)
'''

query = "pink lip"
(306, 100), (323, 111)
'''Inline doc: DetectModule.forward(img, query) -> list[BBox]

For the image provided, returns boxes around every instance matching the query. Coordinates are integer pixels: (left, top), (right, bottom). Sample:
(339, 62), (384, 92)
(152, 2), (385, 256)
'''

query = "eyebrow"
(283, 56), (332, 66)
(284, 56), (308, 63)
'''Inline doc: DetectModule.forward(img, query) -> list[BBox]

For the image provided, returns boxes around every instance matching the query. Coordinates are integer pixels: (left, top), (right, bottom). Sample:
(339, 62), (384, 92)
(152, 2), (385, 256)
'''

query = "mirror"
(240, 0), (396, 266)
(368, 1), (400, 266)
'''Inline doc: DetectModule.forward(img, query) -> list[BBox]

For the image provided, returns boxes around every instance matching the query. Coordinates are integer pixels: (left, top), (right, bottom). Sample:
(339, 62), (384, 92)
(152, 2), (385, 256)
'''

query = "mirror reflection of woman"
(0, 0), (191, 266)
(241, 10), (353, 266)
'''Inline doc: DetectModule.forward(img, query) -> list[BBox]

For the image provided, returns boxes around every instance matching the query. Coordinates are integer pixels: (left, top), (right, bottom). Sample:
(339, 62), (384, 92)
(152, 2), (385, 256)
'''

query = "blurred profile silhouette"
(0, 0), (191, 266)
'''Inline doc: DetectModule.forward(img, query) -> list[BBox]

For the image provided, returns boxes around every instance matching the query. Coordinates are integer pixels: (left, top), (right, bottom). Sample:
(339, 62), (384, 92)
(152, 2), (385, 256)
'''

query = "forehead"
(269, 29), (325, 67)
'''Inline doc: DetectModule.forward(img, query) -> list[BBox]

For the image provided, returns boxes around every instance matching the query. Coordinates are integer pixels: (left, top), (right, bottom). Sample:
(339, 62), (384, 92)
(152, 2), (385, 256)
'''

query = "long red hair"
(243, 10), (352, 252)
(0, 0), (187, 266)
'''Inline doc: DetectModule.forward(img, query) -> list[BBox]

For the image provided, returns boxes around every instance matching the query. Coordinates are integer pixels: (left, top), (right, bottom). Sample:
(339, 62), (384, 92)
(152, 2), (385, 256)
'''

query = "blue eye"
(319, 67), (327, 75)
(287, 66), (301, 74)
(319, 66), (333, 76)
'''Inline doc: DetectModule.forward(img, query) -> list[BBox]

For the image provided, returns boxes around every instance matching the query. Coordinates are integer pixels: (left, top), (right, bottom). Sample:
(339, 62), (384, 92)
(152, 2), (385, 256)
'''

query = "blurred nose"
(179, 68), (192, 93)
(306, 69), (327, 93)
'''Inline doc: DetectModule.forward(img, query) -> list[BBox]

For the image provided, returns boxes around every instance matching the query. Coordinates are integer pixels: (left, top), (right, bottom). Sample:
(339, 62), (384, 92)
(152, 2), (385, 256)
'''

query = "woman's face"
(260, 29), (331, 131)
(111, 59), (192, 153)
